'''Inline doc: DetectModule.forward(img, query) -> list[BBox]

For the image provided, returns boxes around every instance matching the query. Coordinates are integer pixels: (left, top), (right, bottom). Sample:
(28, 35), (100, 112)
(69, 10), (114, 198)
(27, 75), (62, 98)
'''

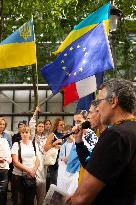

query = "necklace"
(113, 118), (136, 126)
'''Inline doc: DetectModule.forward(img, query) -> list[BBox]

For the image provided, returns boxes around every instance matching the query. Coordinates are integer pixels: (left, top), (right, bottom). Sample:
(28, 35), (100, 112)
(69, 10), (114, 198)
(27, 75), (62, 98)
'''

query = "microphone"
(61, 121), (90, 140)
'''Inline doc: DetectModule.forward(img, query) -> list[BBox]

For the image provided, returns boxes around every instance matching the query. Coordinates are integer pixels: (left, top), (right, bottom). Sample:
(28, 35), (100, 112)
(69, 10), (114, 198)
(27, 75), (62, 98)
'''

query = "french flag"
(63, 75), (97, 106)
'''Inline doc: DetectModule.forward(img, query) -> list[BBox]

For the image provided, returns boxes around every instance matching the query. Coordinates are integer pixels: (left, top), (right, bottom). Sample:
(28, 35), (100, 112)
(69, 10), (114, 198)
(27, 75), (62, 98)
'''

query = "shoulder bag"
(44, 134), (59, 166)
(18, 140), (36, 188)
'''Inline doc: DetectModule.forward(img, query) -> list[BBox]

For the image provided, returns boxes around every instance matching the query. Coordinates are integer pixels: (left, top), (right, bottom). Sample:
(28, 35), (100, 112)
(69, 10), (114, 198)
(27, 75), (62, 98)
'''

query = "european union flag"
(40, 22), (113, 94)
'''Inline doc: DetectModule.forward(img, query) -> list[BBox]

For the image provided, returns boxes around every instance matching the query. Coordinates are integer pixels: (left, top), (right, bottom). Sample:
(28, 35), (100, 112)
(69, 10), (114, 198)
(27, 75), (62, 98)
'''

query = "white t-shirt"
(0, 138), (11, 169)
(11, 140), (40, 176)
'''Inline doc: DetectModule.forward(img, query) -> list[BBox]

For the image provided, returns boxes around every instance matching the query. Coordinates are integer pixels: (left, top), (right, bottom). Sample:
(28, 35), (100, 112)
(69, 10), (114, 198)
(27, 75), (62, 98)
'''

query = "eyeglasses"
(91, 96), (112, 107)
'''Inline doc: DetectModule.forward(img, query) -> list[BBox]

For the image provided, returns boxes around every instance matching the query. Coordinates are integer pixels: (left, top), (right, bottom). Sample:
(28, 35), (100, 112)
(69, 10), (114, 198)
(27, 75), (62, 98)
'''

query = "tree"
(0, 0), (135, 85)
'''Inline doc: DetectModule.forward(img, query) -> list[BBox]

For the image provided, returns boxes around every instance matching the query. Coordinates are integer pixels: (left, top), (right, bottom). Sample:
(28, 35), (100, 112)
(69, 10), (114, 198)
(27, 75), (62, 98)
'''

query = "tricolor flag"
(76, 72), (104, 111)
(63, 76), (96, 106)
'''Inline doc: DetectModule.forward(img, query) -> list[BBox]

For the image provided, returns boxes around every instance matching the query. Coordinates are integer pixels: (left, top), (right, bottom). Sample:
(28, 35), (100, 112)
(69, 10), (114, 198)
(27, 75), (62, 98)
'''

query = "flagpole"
(32, 15), (39, 110)
(28, 92), (56, 112)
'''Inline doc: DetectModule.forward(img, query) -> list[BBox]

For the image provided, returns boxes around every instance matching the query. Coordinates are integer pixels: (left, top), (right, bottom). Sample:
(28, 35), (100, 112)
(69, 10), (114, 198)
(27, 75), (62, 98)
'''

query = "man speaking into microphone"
(65, 78), (136, 205)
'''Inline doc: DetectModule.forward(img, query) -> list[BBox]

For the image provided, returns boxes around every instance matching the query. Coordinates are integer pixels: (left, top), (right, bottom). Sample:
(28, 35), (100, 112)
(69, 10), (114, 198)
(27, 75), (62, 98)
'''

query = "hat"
(18, 120), (27, 128)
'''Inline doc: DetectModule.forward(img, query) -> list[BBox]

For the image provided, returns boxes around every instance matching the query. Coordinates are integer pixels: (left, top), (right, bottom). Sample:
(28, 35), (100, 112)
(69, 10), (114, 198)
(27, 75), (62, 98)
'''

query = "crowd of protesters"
(0, 105), (99, 205)
(0, 78), (136, 205)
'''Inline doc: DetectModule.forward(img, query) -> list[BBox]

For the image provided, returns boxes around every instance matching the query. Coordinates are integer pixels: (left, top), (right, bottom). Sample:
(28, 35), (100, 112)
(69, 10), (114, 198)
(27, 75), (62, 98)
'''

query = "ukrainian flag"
(54, 2), (110, 55)
(0, 19), (36, 69)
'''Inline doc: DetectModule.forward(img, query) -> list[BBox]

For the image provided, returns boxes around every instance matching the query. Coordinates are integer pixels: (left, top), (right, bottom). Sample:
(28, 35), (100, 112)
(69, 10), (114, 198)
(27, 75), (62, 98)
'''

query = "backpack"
(18, 139), (37, 189)
(18, 139), (36, 163)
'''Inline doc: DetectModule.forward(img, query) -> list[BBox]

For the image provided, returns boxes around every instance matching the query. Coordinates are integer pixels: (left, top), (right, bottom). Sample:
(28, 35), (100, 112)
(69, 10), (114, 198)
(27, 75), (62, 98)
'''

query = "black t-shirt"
(86, 121), (136, 205)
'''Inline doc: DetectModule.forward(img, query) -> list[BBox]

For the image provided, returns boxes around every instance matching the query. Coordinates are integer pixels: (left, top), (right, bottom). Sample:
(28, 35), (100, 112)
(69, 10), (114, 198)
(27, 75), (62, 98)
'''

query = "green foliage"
(0, 0), (135, 84)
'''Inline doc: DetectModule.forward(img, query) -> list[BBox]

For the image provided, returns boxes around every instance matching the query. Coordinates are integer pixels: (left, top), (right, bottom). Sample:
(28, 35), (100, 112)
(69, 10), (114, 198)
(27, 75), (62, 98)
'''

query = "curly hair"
(100, 78), (136, 113)
(52, 118), (64, 132)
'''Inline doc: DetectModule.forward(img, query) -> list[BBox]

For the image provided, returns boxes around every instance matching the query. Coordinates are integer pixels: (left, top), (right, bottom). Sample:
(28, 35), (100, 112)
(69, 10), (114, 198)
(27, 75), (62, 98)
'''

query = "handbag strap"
(32, 138), (36, 155)
(18, 141), (22, 163)
(53, 133), (58, 141)
(18, 139), (36, 163)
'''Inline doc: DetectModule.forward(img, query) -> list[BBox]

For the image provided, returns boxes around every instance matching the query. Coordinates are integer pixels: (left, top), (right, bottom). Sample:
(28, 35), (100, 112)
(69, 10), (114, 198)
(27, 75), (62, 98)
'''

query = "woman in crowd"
(34, 121), (48, 205)
(57, 125), (74, 193)
(0, 117), (12, 148)
(72, 110), (98, 183)
(0, 117), (12, 193)
(75, 104), (107, 169)
(0, 130), (12, 205)
(45, 118), (65, 186)
(12, 120), (27, 144)
(43, 119), (52, 136)
(29, 107), (48, 205)
(11, 125), (40, 205)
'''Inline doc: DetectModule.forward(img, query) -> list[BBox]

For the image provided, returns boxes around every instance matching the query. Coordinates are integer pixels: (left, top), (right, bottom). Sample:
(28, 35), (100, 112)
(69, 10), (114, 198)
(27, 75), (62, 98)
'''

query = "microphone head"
(82, 121), (91, 129)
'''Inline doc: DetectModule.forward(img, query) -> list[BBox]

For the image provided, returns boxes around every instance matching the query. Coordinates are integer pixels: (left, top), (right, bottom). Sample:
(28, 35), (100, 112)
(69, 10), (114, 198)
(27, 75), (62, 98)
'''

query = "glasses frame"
(91, 96), (112, 107)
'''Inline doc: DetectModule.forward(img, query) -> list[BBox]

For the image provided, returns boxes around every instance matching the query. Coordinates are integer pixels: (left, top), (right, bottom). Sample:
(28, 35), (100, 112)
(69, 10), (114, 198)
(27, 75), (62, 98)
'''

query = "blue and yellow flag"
(0, 19), (36, 69)
(54, 2), (110, 55)
(40, 23), (113, 94)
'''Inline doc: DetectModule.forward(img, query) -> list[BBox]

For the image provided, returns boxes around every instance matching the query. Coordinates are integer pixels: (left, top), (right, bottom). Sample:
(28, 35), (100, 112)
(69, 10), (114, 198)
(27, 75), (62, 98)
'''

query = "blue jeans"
(0, 169), (8, 205)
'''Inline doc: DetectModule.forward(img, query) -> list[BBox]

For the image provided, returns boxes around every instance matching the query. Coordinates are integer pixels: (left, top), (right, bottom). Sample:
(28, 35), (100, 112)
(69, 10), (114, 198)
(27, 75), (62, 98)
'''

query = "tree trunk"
(0, 0), (4, 41)
(31, 66), (38, 109)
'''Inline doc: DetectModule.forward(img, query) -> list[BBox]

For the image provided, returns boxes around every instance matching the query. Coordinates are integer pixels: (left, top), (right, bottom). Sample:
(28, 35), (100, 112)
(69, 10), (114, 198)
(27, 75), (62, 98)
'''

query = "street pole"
(110, 32), (117, 77)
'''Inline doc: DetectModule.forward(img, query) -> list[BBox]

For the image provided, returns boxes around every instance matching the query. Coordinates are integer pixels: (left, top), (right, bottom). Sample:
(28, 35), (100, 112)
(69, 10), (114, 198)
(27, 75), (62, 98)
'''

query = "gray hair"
(100, 78), (136, 113)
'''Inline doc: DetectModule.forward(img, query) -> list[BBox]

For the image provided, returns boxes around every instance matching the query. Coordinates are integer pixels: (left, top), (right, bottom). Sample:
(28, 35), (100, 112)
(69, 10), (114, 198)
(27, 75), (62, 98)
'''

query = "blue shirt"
(2, 132), (12, 149)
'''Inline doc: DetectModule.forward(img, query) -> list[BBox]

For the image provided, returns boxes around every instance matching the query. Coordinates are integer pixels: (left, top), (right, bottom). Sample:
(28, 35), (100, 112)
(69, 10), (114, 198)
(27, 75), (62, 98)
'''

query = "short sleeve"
(3, 139), (11, 160)
(86, 128), (130, 185)
(11, 142), (19, 155)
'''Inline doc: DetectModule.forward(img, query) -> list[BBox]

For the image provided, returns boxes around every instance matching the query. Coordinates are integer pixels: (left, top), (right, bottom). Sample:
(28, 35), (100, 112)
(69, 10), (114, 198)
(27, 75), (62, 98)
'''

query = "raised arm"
(44, 133), (62, 151)
(29, 106), (40, 140)
(44, 133), (55, 151)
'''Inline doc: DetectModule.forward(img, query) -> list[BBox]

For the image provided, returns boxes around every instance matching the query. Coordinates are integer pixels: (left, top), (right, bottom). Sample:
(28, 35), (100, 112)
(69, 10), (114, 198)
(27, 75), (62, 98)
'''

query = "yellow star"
(79, 67), (83, 72)
(65, 71), (71, 76)
(61, 60), (64, 63)
(64, 53), (68, 56)
(83, 47), (87, 51)
(70, 47), (74, 51)
(77, 45), (80, 48)
(84, 52), (88, 57)
(82, 59), (87, 64)
(62, 66), (66, 70)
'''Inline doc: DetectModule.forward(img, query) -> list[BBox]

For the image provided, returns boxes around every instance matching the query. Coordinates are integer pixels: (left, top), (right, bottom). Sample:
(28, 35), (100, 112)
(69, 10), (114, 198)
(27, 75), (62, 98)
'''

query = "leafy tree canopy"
(0, 0), (135, 83)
